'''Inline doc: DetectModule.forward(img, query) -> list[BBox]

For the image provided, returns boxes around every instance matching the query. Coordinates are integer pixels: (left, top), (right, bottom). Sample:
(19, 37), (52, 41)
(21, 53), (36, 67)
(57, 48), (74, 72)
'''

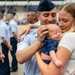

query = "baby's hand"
(0, 53), (5, 63)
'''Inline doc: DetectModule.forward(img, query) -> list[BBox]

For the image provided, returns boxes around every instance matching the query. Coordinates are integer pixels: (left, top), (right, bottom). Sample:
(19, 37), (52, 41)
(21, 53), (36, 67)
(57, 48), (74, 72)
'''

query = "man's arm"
(0, 46), (2, 54)
(13, 32), (18, 42)
(30, 24), (39, 29)
(2, 37), (12, 51)
(16, 39), (42, 64)
(19, 24), (39, 37)
(0, 46), (5, 63)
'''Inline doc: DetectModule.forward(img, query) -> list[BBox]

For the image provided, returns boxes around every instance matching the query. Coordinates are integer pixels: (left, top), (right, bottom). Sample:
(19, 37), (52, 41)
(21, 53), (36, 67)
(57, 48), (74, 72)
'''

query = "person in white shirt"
(35, 2), (75, 75)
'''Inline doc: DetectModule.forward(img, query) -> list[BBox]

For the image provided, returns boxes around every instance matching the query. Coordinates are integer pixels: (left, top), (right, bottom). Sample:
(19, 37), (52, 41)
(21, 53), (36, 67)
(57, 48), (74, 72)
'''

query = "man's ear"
(36, 14), (40, 20)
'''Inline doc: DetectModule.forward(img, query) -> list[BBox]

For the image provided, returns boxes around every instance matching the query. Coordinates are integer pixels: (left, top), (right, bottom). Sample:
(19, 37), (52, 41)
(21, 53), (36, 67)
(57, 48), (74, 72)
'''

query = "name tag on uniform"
(18, 38), (24, 43)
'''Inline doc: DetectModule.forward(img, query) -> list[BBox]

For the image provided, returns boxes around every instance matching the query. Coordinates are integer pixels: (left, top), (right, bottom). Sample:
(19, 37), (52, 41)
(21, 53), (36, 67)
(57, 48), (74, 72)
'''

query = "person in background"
(6, 10), (18, 72)
(16, 0), (57, 75)
(18, 6), (40, 38)
(27, 6), (38, 24)
(0, 9), (12, 75)
(35, 2), (75, 75)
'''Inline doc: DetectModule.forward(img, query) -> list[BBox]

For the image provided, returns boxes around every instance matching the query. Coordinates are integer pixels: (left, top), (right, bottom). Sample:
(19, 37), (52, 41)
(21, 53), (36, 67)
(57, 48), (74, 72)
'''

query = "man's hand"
(37, 25), (49, 43)
(0, 53), (5, 63)
(8, 45), (13, 51)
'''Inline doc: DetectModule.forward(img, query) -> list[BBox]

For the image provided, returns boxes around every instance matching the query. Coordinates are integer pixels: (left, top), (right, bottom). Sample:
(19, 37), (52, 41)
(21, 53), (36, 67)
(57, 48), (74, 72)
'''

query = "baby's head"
(47, 24), (62, 41)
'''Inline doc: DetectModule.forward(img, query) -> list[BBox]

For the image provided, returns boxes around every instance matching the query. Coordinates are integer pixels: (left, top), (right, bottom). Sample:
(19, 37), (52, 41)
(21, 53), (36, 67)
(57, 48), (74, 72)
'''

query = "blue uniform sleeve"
(17, 34), (31, 51)
(11, 24), (16, 32)
(0, 27), (6, 38)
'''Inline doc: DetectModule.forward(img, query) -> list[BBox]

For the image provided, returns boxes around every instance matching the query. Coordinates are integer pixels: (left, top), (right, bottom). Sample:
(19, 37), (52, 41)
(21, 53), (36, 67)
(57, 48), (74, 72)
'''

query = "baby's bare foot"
(55, 60), (62, 67)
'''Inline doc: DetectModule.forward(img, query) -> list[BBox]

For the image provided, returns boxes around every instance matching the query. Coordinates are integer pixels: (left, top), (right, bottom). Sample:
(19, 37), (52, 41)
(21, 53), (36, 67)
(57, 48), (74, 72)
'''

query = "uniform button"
(46, 52), (48, 54)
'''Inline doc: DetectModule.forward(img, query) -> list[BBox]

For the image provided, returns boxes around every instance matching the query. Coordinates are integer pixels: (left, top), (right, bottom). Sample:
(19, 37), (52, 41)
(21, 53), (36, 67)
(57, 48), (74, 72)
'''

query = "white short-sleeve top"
(58, 32), (75, 75)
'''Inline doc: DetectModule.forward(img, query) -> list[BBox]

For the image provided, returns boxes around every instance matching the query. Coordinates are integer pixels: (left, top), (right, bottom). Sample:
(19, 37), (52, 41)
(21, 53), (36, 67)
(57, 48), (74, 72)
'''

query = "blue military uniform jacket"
(9, 19), (18, 38)
(17, 29), (40, 75)
(0, 20), (10, 43)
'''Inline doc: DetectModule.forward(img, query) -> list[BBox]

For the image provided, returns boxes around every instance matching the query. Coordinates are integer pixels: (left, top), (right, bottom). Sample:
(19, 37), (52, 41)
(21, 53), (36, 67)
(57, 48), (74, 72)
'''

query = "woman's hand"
(23, 24), (32, 35)
(18, 24), (39, 40)
(18, 24), (32, 39)
(37, 25), (49, 43)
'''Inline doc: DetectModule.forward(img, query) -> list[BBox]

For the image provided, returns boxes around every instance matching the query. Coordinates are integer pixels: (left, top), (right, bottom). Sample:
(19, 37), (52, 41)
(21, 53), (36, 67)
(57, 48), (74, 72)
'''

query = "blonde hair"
(60, 2), (75, 33)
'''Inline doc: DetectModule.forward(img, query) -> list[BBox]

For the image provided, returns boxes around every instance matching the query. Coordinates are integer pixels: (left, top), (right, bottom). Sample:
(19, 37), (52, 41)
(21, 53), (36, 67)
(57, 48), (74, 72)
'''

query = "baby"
(40, 24), (62, 67)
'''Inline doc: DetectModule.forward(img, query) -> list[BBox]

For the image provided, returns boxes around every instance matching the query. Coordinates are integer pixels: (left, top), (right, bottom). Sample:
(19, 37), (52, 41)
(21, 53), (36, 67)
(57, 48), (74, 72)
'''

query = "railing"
(0, 1), (66, 6)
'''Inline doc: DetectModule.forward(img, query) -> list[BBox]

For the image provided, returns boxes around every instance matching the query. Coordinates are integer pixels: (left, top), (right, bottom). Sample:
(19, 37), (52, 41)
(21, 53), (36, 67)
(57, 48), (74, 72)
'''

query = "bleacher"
(0, 0), (74, 21)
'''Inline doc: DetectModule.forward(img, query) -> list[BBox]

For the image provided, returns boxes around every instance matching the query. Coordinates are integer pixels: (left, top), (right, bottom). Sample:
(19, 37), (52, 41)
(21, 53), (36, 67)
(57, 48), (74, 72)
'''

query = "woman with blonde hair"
(36, 2), (75, 75)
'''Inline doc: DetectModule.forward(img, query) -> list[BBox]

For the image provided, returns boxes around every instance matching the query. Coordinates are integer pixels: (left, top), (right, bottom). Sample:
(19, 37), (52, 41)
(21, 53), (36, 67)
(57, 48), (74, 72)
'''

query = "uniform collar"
(0, 19), (4, 22)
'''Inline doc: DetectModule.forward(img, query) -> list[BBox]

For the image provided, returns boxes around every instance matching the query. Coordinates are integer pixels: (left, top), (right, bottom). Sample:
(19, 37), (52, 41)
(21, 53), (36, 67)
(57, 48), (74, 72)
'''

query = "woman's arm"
(19, 24), (39, 37)
(18, 24), (32, 37)
(36, 46), (71, 75)
(30, 24), (39, 29)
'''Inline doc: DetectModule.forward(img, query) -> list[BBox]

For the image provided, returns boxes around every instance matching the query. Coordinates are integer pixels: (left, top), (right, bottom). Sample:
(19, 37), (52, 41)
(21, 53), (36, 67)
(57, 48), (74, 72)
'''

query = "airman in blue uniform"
(16, 7), (40, 75)
(0, 9), (12, 75)
(16, 0), (56, 75)
(6, 10), (18, 72)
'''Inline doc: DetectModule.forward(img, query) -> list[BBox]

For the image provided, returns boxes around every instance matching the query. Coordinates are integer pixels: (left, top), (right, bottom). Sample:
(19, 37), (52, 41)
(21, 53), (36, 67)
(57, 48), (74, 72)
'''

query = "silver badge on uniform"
(18, 38), (24, 43)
